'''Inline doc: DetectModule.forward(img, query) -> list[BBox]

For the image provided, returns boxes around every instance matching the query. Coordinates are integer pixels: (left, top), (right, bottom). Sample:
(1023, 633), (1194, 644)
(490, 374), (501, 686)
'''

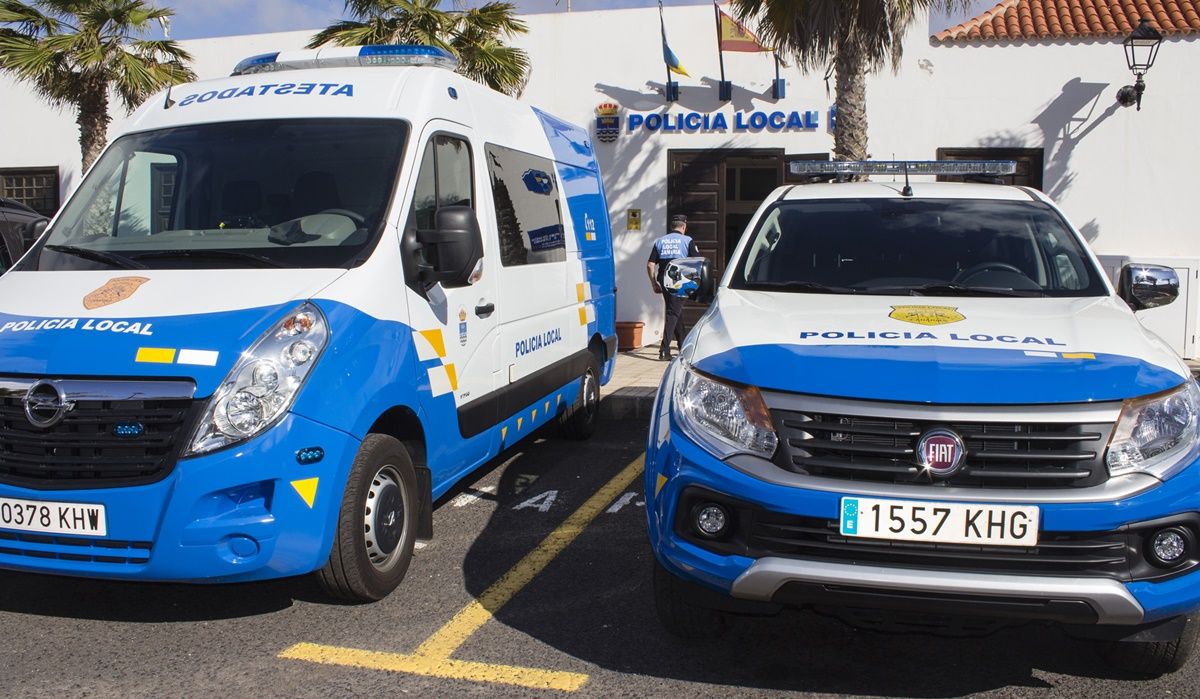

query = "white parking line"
(606, 492), (637, 513)
(450, 485), (497, 508)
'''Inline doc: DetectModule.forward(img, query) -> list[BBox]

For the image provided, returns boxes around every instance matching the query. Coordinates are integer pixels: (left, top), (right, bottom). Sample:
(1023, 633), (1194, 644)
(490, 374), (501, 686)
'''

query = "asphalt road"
(0, 419), (1196, 698)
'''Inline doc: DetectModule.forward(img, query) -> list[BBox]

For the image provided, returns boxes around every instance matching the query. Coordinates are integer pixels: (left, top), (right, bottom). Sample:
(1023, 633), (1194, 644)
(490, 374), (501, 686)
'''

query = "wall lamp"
(1116, 18), (1164, 111)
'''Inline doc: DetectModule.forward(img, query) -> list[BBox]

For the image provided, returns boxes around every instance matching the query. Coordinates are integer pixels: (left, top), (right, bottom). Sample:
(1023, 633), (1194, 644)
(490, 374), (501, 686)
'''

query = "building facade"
(2, 2), (1198, 353)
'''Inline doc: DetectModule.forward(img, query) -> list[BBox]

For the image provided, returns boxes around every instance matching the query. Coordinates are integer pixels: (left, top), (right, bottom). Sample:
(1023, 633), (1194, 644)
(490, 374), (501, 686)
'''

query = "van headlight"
(1106, 381), (1200, 480)
(671, 363), (778, 459)
(186, 302), (329, 456)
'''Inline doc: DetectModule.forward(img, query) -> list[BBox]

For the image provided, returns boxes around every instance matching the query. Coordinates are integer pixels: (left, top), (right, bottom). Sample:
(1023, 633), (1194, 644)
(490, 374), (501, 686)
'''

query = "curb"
(600, 386), (657, 420)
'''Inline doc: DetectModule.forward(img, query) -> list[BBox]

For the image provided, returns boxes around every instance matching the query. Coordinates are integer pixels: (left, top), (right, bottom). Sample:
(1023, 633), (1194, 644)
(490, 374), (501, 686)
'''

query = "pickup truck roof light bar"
(787, 160), (1017, 178)
(232, 44), (459, 76)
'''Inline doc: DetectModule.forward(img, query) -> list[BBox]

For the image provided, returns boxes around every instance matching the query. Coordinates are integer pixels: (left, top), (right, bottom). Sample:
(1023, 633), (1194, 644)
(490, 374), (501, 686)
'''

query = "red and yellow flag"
(717, 4), (769, 53)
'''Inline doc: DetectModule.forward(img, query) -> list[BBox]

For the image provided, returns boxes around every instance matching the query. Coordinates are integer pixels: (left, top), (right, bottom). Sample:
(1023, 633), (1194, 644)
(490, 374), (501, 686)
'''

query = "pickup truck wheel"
(653, 559), (727, 639)
(558, 359), (600, 440)
(316, 435), (418, 602)
(1102, 616), (1199, 676)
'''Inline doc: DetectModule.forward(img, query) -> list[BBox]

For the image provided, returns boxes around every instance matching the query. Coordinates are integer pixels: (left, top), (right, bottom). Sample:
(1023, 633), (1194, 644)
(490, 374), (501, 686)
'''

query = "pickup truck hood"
(689, 289), (1189, 404)
(0, 269), (345, 396)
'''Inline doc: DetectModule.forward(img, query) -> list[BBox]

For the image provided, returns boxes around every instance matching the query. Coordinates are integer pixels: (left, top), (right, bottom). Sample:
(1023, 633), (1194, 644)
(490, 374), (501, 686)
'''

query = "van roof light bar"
(232, 44), (459, 76)
(787, 160), (1017, 178)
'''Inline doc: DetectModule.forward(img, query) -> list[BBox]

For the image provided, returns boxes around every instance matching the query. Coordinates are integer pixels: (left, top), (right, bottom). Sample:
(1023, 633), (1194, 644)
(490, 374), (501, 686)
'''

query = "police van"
(0, 45), (616, 602)
(647, 161), (1200, 675)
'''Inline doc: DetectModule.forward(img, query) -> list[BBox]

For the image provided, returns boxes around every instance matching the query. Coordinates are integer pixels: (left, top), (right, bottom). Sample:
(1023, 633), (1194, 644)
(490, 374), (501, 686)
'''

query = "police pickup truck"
(646, 161), (1199, 676)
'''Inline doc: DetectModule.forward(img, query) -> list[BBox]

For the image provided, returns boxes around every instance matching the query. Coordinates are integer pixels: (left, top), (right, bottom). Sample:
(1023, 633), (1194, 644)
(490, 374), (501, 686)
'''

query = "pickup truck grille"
(0, 378), (197, 489)
(772, 410), (1114, 489)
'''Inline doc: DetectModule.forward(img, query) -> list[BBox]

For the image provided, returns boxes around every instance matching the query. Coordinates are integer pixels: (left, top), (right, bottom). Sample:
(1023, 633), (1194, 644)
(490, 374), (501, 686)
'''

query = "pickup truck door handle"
(474, 302), (495, 317)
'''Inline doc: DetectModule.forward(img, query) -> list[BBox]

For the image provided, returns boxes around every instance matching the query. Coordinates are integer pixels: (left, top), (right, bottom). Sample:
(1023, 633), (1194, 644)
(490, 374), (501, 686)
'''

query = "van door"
(404, 125), (500, 462)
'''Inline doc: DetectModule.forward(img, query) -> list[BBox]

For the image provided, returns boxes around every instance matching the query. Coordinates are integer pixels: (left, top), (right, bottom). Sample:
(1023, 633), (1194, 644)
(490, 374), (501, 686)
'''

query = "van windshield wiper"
(132, 249), (286, 268)
(743, 280), (859, 294)
(866, 283), (1046, 297)
(43, 244), (147, 270)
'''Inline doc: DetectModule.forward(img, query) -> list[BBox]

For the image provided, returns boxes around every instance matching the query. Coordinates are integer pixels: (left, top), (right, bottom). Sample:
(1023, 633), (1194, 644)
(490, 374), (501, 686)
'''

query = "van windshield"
(22, 118), (407, 270)
(730, 198), (1108, 297)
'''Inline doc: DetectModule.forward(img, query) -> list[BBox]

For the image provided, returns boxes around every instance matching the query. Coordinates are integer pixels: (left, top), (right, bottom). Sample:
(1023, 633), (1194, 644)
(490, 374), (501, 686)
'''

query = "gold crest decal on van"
(83, 276), (150, 310)
(888, 305), (965, 326)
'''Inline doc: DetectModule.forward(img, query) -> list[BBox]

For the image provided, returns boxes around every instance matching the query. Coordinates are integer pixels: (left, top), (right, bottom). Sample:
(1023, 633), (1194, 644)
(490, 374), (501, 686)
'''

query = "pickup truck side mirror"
(24, 218), (48, 246)
(416, 206), (483, 288)
(1118, 263), (1179, 311)
(664, 256), (715, 304)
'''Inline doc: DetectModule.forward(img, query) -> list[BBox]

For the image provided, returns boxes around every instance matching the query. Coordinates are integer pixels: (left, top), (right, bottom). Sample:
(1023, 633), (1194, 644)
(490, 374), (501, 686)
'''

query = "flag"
(716, 3), (769, 53)
(659, 1), (690, 77)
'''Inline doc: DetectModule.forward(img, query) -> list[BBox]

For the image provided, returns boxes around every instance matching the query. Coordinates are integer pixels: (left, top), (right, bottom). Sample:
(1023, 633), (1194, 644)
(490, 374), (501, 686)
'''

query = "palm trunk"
(77, 77), (110, 173)
(833, 48), (868, 164)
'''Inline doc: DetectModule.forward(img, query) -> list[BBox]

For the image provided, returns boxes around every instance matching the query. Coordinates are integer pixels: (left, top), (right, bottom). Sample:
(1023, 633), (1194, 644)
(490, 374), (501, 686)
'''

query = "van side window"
(411, 134), (474, 232)
(485, 144), (565, 267)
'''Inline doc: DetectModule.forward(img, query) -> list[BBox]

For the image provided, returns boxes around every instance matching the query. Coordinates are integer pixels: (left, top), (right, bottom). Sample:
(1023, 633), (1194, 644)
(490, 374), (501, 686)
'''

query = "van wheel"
(558, 359), (600, 440)
(653, 559), (727, 639)
(316, 434), (418, 603)
(1102, 616), (1199, 676)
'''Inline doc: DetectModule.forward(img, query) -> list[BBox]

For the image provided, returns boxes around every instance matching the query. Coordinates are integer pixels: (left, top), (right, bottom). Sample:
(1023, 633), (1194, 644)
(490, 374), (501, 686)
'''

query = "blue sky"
(162, 0), (993, 40)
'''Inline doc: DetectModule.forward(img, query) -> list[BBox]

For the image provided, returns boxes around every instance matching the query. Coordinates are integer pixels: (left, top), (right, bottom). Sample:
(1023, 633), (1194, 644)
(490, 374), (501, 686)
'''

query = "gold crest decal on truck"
(83, 276), (150, 310)
(888, 305), (965, 326)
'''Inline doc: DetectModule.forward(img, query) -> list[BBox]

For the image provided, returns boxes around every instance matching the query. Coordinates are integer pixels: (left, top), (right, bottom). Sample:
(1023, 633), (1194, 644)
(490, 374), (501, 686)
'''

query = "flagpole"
(660, 0), (676, 101)
(714, 1), (726, 87)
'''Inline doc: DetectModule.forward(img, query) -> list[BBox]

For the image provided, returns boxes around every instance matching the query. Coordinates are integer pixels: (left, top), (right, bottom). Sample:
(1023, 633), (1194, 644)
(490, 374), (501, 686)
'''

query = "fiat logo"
(916, 428), (966, 477)
(23, 380), (74, 429)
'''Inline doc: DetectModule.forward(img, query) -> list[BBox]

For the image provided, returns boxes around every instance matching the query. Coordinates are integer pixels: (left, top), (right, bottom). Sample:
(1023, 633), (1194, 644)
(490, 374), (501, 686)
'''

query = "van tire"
(316, 435), (418, 603)
(653, 559), (728, 639)
(1102, 616), (1199, 676)
(558, 359), (600, 440)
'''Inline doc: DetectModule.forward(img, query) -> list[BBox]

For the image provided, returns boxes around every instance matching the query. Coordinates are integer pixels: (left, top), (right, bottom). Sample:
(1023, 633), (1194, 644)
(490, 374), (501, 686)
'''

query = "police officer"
(647, 214), (700, 360)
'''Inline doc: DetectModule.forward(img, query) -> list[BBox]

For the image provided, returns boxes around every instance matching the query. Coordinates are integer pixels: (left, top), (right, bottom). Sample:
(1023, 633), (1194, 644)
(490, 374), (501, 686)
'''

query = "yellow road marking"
(280, 456), (645, 691)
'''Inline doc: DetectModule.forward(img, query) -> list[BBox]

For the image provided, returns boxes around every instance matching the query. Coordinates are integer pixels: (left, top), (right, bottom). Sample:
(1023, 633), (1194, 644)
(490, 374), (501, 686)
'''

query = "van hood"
(689, 289), (1189, 405)
(0, 269), (346, 396)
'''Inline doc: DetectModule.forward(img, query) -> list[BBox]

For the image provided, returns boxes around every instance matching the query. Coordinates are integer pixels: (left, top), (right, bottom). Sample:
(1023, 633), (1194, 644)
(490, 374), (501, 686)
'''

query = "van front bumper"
(646, 398), (1200, 626)
(0, 412), (358, 583)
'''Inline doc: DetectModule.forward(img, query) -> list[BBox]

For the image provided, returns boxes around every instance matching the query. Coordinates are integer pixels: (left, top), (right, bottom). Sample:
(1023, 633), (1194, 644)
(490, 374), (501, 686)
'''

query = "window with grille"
(0, 168), (59, 216)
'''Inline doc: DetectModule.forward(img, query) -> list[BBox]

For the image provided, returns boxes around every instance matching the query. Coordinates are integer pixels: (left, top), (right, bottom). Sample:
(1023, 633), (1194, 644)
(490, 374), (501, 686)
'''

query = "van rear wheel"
(558, 359), (600, 440)
(316, 434), (418, 602)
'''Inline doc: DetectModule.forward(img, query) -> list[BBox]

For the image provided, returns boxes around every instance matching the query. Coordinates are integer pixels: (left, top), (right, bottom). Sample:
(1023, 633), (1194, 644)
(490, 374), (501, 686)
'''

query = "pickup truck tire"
(558, 359), (600, 440)
(316, 435), (418, 602)
(653, 559), (727, 639)
(1102, 616), (1199, 676)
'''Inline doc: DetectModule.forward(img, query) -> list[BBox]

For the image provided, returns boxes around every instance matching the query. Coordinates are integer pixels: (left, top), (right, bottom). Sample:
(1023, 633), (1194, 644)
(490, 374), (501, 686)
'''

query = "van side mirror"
(664, 256), (715, 304)
(416, 206), (483, 288)
(1118, 263), (1179, 311)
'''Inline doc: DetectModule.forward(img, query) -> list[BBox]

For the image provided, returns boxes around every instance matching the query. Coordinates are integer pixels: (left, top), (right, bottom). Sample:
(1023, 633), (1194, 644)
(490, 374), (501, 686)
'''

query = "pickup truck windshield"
(731, 198), (1108, 297)
(22, 118), (407, 270)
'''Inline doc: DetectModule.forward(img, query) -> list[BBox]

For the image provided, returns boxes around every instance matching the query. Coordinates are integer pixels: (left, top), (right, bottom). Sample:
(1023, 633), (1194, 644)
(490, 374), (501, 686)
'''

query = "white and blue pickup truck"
(646, 161), (1200, 676)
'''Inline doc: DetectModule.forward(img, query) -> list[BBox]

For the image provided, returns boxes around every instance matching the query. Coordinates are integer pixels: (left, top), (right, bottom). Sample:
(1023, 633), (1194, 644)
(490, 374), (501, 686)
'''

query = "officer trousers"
(661, 292), (685, 354)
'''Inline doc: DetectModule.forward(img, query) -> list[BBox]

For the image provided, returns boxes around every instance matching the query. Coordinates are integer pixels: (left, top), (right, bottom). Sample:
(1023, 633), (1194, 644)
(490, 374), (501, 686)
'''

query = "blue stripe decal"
(692, 344), (1186, 404)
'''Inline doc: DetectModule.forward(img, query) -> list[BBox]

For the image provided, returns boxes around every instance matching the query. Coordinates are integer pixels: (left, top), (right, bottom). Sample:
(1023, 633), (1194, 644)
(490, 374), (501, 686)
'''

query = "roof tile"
(933, 0), (1200, 42)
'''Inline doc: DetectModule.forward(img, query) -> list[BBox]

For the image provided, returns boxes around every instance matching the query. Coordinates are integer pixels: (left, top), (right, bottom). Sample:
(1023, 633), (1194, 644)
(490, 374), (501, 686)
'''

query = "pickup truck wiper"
(132, 249), (286, 268)
(43, 244), (147, 270)
(867, 283), (1046, 297)
(744, 280), (860, 294)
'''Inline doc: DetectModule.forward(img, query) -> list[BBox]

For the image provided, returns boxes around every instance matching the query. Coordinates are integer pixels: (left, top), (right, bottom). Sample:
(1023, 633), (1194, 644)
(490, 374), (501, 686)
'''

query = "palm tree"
(0, 0), (195, 171)
(728, 0), (968, 164)
(309, 0), (530, 96)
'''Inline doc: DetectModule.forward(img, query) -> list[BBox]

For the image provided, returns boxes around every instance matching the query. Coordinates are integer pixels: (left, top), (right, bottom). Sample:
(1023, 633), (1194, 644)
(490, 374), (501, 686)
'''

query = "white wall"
(2, 7), (1197, 350)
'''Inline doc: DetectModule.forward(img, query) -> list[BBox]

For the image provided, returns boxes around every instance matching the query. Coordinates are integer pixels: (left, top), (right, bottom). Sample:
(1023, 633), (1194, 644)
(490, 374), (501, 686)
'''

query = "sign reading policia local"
(594, 102), (834, 140)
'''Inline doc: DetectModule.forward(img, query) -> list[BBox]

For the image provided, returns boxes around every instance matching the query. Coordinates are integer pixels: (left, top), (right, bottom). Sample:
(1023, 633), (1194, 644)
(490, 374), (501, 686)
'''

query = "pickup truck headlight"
(1106, 381), (1200, 480)
(185, 302), (329, 456)
(672, 363), (778, 459)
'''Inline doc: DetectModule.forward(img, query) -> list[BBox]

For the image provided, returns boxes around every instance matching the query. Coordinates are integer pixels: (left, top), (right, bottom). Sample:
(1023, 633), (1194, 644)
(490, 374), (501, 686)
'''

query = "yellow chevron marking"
(291, 478), (319, 508)
(444, 363), (458, 391)
(135, 347), (176, 364)
(1062, 352), (1096, 360)
(576, 283), (586, 302)
(419, 329), (447, 358)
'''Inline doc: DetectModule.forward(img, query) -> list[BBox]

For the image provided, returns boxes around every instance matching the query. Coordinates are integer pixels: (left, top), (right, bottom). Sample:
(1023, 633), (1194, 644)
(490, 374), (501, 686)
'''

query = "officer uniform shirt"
(648, 231), (700, 284)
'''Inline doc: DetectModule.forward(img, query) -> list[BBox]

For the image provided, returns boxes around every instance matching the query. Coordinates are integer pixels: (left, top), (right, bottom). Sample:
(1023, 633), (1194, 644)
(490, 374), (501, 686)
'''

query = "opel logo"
(916, 428), (967, 478)
(23, 380), (74, 429)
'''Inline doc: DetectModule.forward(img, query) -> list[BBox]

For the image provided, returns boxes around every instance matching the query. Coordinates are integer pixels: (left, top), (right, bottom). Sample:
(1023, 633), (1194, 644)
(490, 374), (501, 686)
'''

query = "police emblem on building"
(594, 102), (620, 143)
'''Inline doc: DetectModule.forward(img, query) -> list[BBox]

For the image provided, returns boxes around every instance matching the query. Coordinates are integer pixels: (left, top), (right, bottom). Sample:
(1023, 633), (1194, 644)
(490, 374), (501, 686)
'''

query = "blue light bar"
(788, 160), (1017, 177)
(231, 44), (458, 76)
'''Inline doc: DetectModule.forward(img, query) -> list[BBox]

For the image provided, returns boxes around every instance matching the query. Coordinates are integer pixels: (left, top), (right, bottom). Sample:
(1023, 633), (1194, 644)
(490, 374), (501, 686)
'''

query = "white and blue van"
(647, 161), (1200, 675)
(0, 45), (616, 602)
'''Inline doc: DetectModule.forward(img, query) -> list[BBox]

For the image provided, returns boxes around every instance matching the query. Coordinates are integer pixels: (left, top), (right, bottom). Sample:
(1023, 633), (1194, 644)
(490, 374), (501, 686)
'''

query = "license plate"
(0, 496), (107, 537)
(840, 497), (1037, 547)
